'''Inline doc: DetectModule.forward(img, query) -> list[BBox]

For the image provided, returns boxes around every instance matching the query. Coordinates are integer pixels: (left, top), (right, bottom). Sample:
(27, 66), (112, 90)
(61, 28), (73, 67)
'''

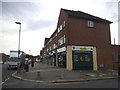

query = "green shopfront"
(56, 46), (98, 71)
(72, 46), (94, 70)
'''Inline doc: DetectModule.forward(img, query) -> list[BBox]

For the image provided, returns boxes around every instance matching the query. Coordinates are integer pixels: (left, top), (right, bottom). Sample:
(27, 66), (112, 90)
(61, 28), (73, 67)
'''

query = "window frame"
(88, 20), (94, 28)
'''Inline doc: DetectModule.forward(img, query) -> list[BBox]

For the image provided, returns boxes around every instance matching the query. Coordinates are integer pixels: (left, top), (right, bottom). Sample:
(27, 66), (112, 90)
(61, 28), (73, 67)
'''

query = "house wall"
(67, 17), (113, 70)
(112, 45), (120, 70)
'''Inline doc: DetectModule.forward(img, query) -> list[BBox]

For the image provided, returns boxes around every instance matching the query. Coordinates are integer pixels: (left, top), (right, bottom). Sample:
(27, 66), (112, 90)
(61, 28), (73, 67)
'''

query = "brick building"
(42, 8), (119, 71)
(111, 45), (120, 70)
(0, 53), (9, 63)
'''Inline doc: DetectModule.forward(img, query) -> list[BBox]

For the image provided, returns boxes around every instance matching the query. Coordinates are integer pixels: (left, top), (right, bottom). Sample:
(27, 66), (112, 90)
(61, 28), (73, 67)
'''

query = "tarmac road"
(1, 63), (16, 85)
(2, 77), (119, 88)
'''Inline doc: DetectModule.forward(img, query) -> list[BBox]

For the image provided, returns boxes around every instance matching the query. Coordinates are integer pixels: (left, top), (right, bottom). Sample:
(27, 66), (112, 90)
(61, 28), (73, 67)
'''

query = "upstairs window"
(58, 27), (60, 33)
(60, 25), (63, 31)
(88, 20), (94, 28)
(62, 21), (66, 28)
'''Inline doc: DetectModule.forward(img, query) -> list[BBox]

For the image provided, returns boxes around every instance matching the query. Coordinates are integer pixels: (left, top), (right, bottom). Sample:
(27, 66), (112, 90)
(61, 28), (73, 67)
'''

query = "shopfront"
(72, 46), (93, 70)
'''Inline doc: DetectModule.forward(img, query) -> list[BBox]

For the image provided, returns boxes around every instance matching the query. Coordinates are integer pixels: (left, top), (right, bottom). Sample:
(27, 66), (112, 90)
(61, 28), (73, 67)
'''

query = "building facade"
(42, 8), (118, 71)
(0, 53), (9, 63)
(111, 45), (120, 70)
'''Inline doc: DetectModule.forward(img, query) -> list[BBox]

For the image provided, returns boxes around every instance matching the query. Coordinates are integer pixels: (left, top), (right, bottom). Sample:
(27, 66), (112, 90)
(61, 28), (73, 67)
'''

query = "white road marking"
(1, 77), (11, 85)
(0, 82), (4, 85)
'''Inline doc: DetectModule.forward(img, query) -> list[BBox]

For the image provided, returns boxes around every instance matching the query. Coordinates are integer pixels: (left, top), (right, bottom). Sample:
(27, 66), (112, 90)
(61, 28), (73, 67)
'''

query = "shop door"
(73, 51), (93, 70)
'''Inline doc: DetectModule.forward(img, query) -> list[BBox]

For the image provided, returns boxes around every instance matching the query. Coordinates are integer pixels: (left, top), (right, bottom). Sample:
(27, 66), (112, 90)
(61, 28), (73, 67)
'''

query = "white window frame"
(63, 35), (66, 43)
(60, 25), (63, 31)
(88, 20), (94, 27)
(62, 21), (66, 28)
(58, 27), (60, 33)
(49, 46), (52, 51)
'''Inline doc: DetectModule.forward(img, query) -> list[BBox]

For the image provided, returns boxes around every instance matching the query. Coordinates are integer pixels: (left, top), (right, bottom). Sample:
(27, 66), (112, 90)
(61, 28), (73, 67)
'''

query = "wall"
(112, 45), (120, 70)
(67, 17), (113, 70)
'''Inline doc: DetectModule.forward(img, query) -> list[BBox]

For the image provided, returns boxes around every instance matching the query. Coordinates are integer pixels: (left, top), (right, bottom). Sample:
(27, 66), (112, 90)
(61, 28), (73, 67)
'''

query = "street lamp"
(15, 22), (21, 53)
(15, 22), (21, 73)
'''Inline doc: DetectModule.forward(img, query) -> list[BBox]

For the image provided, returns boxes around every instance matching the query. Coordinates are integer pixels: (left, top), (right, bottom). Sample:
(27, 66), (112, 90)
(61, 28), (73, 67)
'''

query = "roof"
(61, 8), (112, 24)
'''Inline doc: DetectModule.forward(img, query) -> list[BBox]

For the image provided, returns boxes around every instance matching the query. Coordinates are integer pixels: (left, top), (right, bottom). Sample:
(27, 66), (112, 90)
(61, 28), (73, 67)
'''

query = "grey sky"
(0, 0), (119, 55)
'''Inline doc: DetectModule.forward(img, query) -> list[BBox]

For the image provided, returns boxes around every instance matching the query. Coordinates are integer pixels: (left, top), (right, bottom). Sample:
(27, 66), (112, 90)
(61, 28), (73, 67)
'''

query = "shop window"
(58, 52), (66, 68)
(88, 20), (94, 28)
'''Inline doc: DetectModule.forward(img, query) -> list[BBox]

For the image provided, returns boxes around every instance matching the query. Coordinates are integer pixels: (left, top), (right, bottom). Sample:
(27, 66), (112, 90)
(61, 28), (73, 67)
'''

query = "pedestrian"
(24, 58), (29, 72)
(31, 60), (34, 67)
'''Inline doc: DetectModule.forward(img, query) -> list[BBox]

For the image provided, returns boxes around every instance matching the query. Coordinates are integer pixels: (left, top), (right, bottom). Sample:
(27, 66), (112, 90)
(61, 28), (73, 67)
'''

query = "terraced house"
(41, 8), (120, 71)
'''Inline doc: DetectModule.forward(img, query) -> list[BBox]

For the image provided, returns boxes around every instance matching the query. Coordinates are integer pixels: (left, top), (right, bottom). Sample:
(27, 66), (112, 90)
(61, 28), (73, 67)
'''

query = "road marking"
(2, 77), (11, 85)
(1, 71), (17, 85)
(1, 82), (4, 85)
(49, 82), (81, 85)
(12, 71), (17, 76)
(4, 77), (10, 82)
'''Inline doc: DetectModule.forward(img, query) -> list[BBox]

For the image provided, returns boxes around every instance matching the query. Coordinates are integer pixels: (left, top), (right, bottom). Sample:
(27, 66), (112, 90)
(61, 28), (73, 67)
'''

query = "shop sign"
(72, 46), (93, 51)
(57, 47), (66, 53)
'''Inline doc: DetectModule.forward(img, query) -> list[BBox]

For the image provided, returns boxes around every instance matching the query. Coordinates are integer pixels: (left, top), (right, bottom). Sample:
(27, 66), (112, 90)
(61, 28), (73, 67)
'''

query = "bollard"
(37, 71), (40, 75)
(26, 64), (29, 72)
(37, 71), (41, 80)
(61, 71), (64, 79)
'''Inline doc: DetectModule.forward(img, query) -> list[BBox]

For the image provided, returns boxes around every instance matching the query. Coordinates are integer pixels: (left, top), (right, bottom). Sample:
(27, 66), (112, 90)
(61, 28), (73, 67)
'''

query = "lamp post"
(15, 22), (21, 73)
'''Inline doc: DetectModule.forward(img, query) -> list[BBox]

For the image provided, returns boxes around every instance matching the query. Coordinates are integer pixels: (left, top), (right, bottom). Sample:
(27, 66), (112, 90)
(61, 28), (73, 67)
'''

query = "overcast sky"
(0, 0), (119, 56)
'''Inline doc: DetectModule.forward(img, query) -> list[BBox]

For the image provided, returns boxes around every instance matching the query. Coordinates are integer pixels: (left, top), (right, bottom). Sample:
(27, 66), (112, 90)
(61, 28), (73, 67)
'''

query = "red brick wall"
(67, 17), (113, 70)
(112, 45), (120, 70)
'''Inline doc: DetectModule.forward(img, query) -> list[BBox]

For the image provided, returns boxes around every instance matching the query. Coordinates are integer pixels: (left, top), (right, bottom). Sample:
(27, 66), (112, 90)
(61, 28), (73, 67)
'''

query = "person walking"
(24, 58), (29, 72)
(31, 60), (34, 67)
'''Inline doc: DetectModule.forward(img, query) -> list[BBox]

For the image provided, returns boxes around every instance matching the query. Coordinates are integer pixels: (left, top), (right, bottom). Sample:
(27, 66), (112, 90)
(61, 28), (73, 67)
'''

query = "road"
(1, 63), (16, 86)
(1, 63), (120, 89)
(2, 77), (119, 88)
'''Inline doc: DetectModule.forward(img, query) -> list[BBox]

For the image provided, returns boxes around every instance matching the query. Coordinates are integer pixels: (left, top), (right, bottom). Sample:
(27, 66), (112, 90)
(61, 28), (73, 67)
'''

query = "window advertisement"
(57, 51), (66, 68)
(57, 47), (66, 68)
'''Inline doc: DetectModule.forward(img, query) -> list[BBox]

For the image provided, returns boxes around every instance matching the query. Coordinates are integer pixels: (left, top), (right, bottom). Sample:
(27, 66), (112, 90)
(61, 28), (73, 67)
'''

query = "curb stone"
(11, 73), (119, 83)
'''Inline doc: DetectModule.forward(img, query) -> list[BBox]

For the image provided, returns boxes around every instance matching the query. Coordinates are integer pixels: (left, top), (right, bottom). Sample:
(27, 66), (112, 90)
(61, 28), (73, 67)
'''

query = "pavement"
(12, 62), (119, 83)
